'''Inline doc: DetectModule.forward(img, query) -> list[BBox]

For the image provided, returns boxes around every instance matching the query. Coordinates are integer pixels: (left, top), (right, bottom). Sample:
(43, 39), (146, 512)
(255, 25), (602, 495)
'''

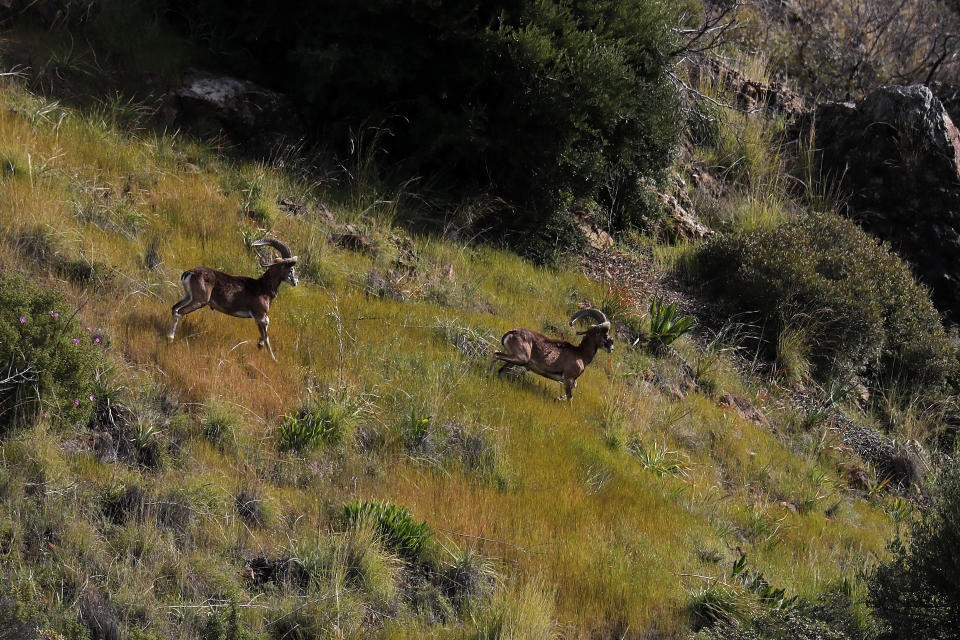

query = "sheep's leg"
(489, 351), (527, 376)
(168, 274), (208, 340)
(255, 314), (276, 361)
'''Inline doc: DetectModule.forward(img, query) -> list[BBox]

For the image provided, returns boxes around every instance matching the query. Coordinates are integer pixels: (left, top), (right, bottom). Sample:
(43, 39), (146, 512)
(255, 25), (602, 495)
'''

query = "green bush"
(867, 459), (960, 639)
(691, 212), (956, 392)
(0, 273), (97, 434)
(167, 0), (683, 252)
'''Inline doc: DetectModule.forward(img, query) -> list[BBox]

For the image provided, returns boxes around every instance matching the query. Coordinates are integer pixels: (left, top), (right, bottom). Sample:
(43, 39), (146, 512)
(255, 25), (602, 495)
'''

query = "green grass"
(0, 52), (906, 639)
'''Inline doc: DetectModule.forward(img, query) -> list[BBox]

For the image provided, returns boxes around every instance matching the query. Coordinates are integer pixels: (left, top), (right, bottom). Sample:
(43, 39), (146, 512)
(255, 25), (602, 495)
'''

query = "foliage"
(0, 272), (97, 434)
(742, 0), (960, 100)
(689, 554), (802, 633)
(867, 459), (960, 639)
(692, 211), (956, 392)
(277, 389), (366, 452)
(648, 295), (697, 347)
(166, 0), (684, 253)
(341, 499), (433, 561)
(399, 407), (433, 453)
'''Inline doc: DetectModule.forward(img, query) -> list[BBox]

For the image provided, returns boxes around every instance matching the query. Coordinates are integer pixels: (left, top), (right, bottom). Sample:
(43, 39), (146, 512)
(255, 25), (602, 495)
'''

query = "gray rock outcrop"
(163, 70), (304, 156)
(804, 85), (960, 320)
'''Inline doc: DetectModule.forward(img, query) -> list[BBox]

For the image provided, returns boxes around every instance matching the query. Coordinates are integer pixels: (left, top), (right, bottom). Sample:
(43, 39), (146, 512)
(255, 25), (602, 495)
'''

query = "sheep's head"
(570, 309), (613, 353)
(253, 238), (299, 286)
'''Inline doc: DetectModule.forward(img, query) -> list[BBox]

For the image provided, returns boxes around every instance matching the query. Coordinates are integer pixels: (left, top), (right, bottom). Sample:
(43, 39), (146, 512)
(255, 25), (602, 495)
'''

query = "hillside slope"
(0, 57), (907, 640)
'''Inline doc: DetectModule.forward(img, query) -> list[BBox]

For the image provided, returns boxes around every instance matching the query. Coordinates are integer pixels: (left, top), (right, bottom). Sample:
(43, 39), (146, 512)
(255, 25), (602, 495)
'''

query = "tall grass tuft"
(277, 387), (370, 452)
(341, 499), (433, 561)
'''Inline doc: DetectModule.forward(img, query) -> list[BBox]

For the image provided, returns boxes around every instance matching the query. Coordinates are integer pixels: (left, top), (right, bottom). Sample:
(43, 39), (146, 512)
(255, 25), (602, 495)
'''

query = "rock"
(164, 69), (305, 156)
(690, 58), (806, 118)
(641, 173), (713, 241)
(845, 467), (871, 491)
(719, 393), (770, 428)
(659, 189), (713, 241)
(330, 231), (379, 254)
(278, 197), (309, 217)
(800, 85), (960, 319)
(574, 215), (615, 250)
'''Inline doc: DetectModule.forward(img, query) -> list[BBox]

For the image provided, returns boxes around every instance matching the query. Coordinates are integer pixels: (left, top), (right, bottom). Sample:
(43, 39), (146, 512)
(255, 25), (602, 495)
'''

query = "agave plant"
(648, 296), (696, 347)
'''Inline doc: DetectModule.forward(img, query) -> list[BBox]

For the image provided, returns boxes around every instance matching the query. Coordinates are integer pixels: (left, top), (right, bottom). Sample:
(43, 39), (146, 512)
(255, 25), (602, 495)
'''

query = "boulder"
(163, 69), (305, 156)
(690, 58), (806, 118)
(802, 85), (960, 320)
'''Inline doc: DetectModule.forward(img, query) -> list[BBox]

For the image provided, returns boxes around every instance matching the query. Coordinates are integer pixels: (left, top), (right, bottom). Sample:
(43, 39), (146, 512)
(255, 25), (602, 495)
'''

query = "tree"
(168, 0), (685, 256)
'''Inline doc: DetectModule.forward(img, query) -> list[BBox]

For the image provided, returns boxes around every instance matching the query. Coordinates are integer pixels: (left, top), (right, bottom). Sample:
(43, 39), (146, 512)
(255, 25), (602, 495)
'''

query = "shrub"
(867, 459), (960, 639)
(692, 212), (956, 392)
(0, 272), (97, 434)
(168, 0), (684, 252)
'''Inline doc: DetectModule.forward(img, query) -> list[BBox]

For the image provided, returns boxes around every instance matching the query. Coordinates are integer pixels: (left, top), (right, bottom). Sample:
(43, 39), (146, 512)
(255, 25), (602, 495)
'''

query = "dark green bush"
(691, 212), (956, 392)
(867, 459), (960, 639)
(0, 272), (97, 434)
(167, 0), (683, 251)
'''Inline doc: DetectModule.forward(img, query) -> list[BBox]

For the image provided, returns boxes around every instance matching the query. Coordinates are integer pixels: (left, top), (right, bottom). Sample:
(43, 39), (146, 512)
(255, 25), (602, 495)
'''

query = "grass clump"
(199, 399), (238, 449)
(692, 211), (956, 393)
(0, 272), (98, 434)
(341, 499), (432, 561)
(277, 388), (368, 452)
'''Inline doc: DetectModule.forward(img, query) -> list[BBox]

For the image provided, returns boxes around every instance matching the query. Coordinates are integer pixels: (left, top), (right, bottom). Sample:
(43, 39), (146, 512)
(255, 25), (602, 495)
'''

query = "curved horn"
(251, 238), (294, 260)
(569, 309), (610, 332)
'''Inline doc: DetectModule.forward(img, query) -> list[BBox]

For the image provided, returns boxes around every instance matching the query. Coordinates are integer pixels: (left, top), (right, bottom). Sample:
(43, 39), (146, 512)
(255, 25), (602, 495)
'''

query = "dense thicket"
(742, 0), (960, 101)
(164, 0), (684, 255)
(691, 212), (957, 392)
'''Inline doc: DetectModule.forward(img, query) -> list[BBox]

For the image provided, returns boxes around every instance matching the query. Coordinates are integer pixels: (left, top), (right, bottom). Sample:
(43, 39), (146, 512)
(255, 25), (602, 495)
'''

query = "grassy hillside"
(0, 13), (940, 637)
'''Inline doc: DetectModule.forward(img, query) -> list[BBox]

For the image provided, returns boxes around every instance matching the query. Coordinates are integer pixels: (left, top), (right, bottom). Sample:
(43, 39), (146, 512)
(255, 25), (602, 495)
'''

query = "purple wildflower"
(73, 338), (80, 345)
(94, 337), (101, 343)
(19, 316), (25, 323)
(73, 399), (79, 406)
